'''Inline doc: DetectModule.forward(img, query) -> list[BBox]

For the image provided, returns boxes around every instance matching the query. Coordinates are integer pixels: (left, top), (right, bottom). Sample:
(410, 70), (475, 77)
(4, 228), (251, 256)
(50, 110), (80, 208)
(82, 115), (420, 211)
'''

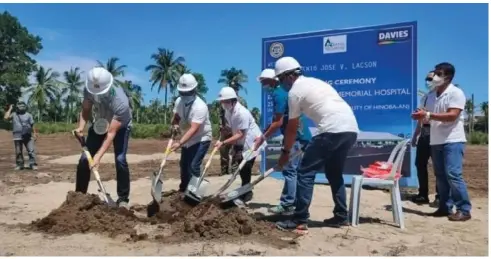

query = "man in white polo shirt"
(169, 73), (213, 193)
(411, 62), (471, 222)
(215, 86), (266, 202)
(274, 57), (359, 234)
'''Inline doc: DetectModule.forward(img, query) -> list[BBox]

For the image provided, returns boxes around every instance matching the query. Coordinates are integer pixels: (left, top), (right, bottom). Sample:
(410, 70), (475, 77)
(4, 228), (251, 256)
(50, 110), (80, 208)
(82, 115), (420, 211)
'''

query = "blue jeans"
(293, 132), (357, 224)
(179, 141), (211, 192)
(279, 140), (307, 208)
(431, 142), (472, 215)
(76, 125), (132, 202)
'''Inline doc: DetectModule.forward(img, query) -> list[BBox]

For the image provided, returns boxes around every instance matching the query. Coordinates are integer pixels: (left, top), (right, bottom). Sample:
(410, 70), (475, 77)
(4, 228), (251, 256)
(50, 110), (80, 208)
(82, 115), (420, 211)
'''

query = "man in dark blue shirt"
(254, 68), (312, 215)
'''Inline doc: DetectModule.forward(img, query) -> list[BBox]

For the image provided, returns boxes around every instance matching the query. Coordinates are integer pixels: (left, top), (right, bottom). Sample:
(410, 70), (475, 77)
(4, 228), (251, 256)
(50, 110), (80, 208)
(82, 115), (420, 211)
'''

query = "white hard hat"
(86, 67), (113, 95)
(217, 86), (237, 101)
(257, 68), (277, 82)
(177, 73), (198, 92)
(274, 56), (301, 77)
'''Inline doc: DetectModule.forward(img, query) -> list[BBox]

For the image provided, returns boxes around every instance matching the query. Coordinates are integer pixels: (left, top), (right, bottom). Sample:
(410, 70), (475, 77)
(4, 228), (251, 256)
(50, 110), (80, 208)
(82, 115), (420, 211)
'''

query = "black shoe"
(240, 191), (253, 203)
(411, 195), (430, 204)
(428, 209), (451, 217)
(323, 216), (349, 228)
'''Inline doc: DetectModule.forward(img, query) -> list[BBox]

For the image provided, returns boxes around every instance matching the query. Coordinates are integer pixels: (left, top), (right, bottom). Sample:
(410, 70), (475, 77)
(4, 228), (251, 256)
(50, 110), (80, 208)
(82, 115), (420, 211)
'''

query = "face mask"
(92, 90), (112, 104)
(180, 95), (196, 104)
(17, 106), (26, 113)
(221, 103), (233, 111)
(431, 75), (445, 87)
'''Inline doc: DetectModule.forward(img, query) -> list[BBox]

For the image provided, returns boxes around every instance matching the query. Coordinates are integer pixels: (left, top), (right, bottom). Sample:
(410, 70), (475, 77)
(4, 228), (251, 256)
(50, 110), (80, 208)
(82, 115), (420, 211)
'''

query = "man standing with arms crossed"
(74, 66), (133, 209)
(254, 68), (312, 215)
(411, 62), (472, 221)
(274, 57), (359, 234)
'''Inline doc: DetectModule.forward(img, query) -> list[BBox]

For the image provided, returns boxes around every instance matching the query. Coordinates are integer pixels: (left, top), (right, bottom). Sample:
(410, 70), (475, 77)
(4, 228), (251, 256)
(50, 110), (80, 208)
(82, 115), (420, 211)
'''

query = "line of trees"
(0, 11), (261, 132)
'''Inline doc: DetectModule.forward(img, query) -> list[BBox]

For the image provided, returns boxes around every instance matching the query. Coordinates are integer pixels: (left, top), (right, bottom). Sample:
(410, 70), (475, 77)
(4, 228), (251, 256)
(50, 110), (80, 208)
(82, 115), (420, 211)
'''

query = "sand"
(0, 176), (487, 256)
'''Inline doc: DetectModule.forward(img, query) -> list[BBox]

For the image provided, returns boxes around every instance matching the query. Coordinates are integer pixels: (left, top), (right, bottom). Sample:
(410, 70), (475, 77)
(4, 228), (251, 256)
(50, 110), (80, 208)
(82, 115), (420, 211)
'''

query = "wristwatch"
(425, 111), (431, 121)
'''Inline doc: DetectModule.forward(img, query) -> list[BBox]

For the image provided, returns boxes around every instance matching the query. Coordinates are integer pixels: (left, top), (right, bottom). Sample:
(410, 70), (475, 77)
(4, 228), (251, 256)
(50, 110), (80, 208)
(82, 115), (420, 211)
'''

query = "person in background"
(411, 71), (440, 207)
(215, 86), (265, 203)
(254, 68), (312, 215)
(411, 62), (472, 221)
(274, 57), (359, 234)
(74, 66), (133, 209)
(169, 73), (212, 194)
(3, 102), (38, 170)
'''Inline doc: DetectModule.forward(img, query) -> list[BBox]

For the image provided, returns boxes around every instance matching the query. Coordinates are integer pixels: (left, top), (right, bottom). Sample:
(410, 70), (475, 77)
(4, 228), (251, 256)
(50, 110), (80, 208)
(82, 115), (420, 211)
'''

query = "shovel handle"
(72, 130), (87, 147)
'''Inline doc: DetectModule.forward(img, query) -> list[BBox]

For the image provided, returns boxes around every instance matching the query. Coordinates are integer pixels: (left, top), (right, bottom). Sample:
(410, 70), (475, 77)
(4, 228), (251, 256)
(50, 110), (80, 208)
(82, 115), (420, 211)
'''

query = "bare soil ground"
(0, 130), (487, 256)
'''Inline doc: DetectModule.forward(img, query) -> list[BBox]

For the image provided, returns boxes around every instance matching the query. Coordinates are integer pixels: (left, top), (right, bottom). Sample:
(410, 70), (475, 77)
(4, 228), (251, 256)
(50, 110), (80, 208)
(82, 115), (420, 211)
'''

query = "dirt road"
(0, 130), (488, 256)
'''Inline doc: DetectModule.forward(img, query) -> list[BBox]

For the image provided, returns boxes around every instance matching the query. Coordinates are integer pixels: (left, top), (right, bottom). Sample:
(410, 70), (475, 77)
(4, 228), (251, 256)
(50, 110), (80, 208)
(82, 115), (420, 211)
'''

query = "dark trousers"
(416, 131), (439, 199)
(179, 141), (211, 192)
(220, 132), (240, 175)
(293, 132), (357, 224)
(14, 136), (37, 167)
(231, 145), (256, 186)
(75, 126), (132, 202)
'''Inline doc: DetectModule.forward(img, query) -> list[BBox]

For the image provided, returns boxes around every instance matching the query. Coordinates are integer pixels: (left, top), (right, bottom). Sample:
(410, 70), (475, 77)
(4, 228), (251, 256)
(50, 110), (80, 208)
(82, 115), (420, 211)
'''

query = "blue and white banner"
(261, 21), (418, 187)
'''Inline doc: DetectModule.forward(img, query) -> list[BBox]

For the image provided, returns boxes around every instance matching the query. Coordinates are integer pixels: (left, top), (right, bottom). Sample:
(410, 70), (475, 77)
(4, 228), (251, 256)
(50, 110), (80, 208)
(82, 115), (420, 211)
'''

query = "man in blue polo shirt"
(254, 68), (312, 215)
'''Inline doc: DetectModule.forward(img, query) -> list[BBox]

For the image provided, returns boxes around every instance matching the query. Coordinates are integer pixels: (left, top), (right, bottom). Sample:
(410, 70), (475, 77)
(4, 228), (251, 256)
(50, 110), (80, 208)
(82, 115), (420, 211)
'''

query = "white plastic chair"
(348, 139), (410, 229)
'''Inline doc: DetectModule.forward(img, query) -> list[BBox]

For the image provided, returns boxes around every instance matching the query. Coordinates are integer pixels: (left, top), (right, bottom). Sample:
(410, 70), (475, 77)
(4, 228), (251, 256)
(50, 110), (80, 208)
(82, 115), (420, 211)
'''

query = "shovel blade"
(219, 183), (252, 203)
(184, 177), (209, 201)
(95, 181), (116, 207)
(151, 171), (163, 203)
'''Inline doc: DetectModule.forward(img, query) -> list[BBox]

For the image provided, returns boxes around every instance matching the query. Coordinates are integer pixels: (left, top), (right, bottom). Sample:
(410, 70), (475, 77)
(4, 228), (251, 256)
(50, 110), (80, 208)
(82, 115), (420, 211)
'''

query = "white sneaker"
(118, 201), (129, 209)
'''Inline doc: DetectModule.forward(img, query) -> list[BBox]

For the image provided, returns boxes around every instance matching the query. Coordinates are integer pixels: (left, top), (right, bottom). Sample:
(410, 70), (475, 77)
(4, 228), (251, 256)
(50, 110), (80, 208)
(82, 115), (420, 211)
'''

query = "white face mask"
(221, 103), (233, 111)
(431, 75), (445, 88)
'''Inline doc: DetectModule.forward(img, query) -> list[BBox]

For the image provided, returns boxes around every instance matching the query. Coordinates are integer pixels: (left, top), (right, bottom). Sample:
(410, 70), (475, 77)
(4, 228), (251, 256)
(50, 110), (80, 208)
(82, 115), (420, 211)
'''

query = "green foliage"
(0, 11), (43, 113)
(468, 132), (488, 145)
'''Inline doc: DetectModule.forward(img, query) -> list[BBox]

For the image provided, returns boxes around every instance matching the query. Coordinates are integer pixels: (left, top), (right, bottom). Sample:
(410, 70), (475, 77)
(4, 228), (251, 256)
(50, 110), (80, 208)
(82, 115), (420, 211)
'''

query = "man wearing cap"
(215, 86), (266, 202)
(3, 102), (39, 170)
(169, 73), (213, 193)
(254, 68), (312, 215)
(274, 57), (359, 234)
(74, 66), (133, 209)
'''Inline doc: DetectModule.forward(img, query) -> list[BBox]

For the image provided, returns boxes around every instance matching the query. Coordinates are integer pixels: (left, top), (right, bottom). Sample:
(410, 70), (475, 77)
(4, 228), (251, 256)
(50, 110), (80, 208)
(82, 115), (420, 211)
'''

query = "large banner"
(261, 22), (418, 187)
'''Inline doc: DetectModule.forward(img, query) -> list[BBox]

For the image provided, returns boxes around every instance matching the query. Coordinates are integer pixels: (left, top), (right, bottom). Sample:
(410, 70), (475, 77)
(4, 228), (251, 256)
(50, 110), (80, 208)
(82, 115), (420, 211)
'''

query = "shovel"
(211, 148), (258, 198)
(184, 146), (219, 204)
(150, 134), (175, 203)
(219, 151), (303, 206)
(72, 130), (116, 207)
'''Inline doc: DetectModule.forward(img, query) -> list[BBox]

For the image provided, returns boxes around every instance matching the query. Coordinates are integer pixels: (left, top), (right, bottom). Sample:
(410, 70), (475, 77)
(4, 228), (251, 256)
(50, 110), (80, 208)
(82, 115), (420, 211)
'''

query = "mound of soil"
(146, 190), (298, 247)
(30, 191), (146, 239)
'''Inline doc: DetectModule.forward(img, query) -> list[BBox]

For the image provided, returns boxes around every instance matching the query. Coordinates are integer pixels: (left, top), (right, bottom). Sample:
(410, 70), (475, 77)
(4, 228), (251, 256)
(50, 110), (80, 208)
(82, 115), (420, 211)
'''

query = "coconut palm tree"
(96, 57), (127, 87)
(480, 101), (488, 133)
(251, 107), (261, 124)
(465, 98), (475, 133)
(192, 72), (208, 102)
(217, 67), (249, 94)
(25, 65), (61, 121)
(62, 67), (83, 123)
(120, 80), (144, 122)
(145, 48), (185, 124)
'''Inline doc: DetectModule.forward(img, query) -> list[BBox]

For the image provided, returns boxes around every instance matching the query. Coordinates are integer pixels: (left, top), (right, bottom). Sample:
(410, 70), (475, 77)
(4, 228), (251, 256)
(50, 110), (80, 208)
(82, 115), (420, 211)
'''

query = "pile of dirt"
(146, 190), (298, 247)
(29, 191), (147, 239)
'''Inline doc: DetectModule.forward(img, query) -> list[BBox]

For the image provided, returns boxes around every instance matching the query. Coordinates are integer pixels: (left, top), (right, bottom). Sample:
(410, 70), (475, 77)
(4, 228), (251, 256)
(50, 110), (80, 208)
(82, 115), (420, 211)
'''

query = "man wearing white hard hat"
(274, 57), (359, 234)
(254, 68), (312, 215)
(215, 86), (266, 202)
(169, 73), (212, 193)
(74, 66), (133, 209)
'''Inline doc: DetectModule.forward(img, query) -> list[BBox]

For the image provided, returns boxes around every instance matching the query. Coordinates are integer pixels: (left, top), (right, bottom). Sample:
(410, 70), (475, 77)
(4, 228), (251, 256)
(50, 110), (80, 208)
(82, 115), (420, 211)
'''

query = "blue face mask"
(180, 94), (196, 104)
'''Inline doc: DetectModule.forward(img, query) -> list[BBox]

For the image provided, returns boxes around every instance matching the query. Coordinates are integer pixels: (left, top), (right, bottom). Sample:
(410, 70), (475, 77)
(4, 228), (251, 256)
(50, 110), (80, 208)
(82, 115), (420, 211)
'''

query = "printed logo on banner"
(269, 42), (284, 58)
(378, 28), (411, 45)
(323, 35), (347, 54)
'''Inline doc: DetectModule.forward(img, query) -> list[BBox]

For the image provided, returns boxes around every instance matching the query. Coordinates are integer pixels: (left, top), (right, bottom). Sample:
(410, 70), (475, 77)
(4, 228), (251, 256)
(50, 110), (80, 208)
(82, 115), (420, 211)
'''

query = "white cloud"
(34, 54), (147, 85)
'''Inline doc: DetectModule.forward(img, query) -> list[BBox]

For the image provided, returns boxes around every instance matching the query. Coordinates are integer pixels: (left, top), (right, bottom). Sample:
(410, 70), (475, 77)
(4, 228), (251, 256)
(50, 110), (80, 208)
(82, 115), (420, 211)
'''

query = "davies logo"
(378, 29), (410, 45)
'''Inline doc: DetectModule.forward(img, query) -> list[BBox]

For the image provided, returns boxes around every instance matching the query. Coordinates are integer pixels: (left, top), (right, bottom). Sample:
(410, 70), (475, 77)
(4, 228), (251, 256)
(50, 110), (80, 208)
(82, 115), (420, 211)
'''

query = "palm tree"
(465, 98), (475, 133)
(97, 57), (127, 87)
(251, 107), (260, 124)
(145, 48), (185, 124)
(62, 67), (83, 123)
(480, 101), (488, 133)
(217, 67), (249, 95)
(120, 80), (144, 122)
(192, 72), (208, 102)
(25, 66), (61, 121)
